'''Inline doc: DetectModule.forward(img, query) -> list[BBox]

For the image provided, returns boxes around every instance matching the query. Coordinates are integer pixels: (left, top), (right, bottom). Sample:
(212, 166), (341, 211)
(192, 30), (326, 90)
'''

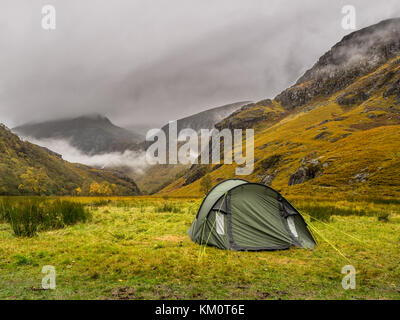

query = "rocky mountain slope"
(160, 18), (400, 199)
(0, 124), (140, 196)
(276, 18), (400, 110)
(13, 114), (142, 155)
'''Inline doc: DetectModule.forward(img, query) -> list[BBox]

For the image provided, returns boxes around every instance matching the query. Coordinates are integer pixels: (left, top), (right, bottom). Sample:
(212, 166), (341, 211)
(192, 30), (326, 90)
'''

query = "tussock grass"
(293, 199), (395, 222)
(296, 203), (370, 222)
(0, 197), (90, 237)
(154, 202), (184, 213)
(87, 199), (111, 208)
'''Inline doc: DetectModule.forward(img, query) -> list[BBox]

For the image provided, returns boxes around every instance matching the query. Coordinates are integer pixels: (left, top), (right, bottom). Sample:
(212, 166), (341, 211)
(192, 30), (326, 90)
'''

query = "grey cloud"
(0, 0), (400, 128)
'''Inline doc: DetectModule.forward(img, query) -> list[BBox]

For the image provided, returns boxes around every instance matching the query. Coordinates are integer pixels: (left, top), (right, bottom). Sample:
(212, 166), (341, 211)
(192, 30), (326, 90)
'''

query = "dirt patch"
(110, 287), (138, 300)
(227, 283), (288, 300)
(110, 284), (185, 300)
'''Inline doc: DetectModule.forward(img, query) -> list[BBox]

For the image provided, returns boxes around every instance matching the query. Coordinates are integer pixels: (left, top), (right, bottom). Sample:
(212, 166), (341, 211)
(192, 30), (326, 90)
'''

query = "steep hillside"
(0, 124), (140, 196)
(13, 114), (142, 155)
(160, 19), (400, 199)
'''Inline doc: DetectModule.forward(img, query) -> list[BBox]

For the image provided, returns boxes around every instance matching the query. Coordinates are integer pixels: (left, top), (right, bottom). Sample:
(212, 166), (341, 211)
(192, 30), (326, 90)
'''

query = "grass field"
(0, 197), (399, 300)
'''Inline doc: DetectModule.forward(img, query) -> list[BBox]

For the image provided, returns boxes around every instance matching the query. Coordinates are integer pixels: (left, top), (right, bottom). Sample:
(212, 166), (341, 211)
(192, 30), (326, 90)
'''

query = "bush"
(200, 175), (212, 195)
(0, 197), (91, 237)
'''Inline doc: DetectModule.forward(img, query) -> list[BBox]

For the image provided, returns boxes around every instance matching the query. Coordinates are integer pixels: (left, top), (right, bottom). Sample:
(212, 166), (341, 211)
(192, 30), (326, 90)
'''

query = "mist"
(23, 136), (149, 174)
(1, 0), (400, 129)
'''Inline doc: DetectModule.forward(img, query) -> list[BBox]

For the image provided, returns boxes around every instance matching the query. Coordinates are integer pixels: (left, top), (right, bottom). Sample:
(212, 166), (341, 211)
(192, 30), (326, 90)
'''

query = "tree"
(18, 167), (50, 195)
(200, 175), (212, 195)
(100, 182), (114, 196)
(81, 180), (92, 195)
(89, 182), (101, 196)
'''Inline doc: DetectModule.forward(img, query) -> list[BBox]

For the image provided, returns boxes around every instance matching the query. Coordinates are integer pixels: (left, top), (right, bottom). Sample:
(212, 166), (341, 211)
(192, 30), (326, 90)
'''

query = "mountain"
(0, 124), (140, 196)
(13, 114), (143, 155)
(160, 18), (400, 199)
(276, 18), (400, 110)
(160, 101), (250, 136)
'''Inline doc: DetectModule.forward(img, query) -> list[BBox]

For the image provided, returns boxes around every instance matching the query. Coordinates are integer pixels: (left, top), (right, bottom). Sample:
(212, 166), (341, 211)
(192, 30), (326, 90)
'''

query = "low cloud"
(21, 136), (149, 174)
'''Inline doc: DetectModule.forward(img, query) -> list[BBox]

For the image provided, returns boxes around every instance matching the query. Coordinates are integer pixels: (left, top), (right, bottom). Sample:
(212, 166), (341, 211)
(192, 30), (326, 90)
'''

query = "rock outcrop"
(289, 159), (321, 186)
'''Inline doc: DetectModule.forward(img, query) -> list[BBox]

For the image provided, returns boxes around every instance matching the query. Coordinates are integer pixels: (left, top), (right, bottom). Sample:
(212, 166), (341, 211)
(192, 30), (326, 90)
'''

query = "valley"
(0, 10), (400, 302)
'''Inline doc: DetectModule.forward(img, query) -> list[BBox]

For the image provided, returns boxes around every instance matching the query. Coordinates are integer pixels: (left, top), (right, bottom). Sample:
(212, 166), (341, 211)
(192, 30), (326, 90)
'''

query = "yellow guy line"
(308, 222), (351, 263)
(200, 192), (228, 258)
(301, 211), (365, 244)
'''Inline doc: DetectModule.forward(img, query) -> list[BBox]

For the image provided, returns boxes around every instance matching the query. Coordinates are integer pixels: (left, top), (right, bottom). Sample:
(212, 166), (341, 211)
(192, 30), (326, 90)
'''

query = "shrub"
(200, 175), (212, 195)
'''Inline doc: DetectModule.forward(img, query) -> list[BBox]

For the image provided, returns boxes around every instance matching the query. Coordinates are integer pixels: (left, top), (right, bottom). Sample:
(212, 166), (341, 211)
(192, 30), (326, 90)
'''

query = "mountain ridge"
(276, 18), (400, 110)
(13, 114), (143, 155)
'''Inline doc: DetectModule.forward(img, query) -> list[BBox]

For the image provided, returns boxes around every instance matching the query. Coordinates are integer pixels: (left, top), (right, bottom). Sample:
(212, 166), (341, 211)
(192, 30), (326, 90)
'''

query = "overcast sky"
(1, 0), (400, 129)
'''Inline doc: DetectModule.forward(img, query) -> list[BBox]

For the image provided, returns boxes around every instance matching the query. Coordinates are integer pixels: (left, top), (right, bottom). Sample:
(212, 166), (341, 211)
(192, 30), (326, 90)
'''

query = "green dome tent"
(188, 179), (316, 251)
